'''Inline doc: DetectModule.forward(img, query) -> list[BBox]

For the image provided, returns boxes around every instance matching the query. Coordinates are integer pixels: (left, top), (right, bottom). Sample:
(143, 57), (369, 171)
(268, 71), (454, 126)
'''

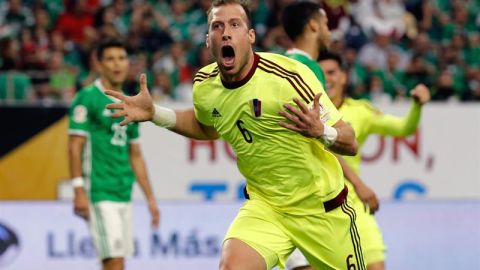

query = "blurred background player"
(318, 51), (430, 269)
(286, 51), (431, 270)
(68, 39), (160, 270)
(282, 1), (329, 88)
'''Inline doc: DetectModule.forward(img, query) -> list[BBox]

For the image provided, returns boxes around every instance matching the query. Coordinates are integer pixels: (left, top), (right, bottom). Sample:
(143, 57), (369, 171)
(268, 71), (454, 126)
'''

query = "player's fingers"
(105, 90), (126, 101)
(111, 111), (127, 118)
(119, 117), (132, 126)
(106, 103), (124, 110)
(279, 121), (303, 132)
(279, 110), (302, 125)
(139, 73), (148, 93)
(312, 93), (322, 112)
(283, 104), (308, 122)
(293, 98), (309, 113)
(370, 198), (379, 214)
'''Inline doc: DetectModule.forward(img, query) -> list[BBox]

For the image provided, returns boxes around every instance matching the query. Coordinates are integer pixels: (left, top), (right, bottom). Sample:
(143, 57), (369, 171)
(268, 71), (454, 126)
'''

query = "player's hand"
(279, 94), (325, 138)
(105, 73), (155, 126)
(73, 188), (90, 221)
(354, 182), (379, 214)
(410, 84), (431, 105)
(148, 199), (160, 229)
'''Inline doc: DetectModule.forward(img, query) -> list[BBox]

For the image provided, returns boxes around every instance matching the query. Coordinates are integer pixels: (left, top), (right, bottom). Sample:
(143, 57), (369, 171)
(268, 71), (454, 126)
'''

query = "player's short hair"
(96, 39), (127, 60)
(318, 51), (345, 70)
(207, 0), (252, 28)
(282, 1), (324, 41)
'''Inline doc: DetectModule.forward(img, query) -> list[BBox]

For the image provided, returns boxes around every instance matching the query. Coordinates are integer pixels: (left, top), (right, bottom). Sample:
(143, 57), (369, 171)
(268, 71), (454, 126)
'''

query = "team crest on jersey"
(73, 105), (88, 123)
(212, 108), (222, 118)
(249, 99), (261, 118)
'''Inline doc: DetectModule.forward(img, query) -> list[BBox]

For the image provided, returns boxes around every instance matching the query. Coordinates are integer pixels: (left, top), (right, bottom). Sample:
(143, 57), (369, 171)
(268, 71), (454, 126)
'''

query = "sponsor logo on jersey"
(212, 108), (222, 118)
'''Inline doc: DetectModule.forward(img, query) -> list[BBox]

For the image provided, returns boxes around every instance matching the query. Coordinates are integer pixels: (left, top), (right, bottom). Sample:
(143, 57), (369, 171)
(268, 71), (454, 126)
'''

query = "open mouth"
(221, 45), (235, 68)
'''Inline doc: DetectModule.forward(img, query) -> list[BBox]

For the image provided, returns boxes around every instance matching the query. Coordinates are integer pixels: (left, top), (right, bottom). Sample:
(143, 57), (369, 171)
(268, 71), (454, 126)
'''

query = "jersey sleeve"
(127, 122), (140, 143)
(68, 91), (91, 136)
(367, 101), (421, 136)
(192, 83), (214, 126)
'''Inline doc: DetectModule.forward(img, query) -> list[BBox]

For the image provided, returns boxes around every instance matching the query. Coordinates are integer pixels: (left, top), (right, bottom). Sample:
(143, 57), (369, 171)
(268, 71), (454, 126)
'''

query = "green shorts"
(224, 187), (365, 269)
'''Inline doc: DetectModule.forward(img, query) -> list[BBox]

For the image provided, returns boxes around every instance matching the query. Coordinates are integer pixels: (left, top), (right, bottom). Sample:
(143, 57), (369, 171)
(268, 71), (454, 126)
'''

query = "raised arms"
(105, 74), (219, 140)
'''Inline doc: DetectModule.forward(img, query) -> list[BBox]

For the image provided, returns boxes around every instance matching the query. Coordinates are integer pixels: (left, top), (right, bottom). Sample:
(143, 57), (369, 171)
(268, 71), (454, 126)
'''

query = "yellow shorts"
(224, 187), (366, 269)
(348, 184), (387, 265)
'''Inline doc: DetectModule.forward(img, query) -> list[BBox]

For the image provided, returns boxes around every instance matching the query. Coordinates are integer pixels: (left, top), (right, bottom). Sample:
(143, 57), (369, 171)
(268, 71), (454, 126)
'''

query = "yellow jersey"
(193, 52), (344, 215)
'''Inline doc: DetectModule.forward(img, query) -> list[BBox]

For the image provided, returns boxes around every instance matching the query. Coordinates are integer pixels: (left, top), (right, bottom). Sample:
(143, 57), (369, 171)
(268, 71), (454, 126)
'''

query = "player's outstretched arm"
(105, 74), (219, 140)
(335, 154), (379, 214)
(371, 84), (431, 137)
(279, 94), (357, 156)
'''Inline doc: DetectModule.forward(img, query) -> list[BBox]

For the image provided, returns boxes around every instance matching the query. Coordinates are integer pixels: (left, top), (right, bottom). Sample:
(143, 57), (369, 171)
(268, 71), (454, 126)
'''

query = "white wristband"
(318, 124), (338, 147)
(72, 176), (85, 188)
(152, 104), (176, 129)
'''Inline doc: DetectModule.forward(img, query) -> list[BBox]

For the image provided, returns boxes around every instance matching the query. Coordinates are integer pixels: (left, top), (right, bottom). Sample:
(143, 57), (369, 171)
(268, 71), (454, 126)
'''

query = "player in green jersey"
(105, 1), (365, 269)
(282, 1), (329, 88)
(68, 39), (160, 270)
(287, 51), (430, 270)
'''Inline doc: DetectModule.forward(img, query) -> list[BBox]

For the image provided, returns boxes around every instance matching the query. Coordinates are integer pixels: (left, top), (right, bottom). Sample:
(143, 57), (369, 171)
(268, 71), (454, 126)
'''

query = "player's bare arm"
(336, 155), (379, 214)
(68, 135), (90, 221)
(279, 94), (357, 156)
(129, 143), (160, 228)
(105, 73), (219, 140)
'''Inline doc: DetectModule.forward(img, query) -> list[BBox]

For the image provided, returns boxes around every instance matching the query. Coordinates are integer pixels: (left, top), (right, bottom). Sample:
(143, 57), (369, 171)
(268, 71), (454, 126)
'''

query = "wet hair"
(318, 51), (344, 69)
(282, 1), (323, 41)
(96, 39), (127, 60)
(207, 0), (252, 28)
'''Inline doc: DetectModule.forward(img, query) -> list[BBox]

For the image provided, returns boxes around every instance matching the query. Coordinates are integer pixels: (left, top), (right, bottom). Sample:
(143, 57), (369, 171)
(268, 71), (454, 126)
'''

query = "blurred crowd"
(0, 0), (479, 104)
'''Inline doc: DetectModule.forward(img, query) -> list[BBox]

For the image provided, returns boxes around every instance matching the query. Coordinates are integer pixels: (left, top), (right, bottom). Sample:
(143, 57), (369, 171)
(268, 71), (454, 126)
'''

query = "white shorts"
(88, 201), (134, 260)
(285, 248), (310, 269)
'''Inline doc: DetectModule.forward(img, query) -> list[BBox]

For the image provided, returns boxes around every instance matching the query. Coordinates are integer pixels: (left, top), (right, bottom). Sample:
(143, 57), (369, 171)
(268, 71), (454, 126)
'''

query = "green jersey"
(193, 52), (343, 215)
(339, 98), (421, 189)
(285, 48), (326, 88)
(68, 79), (139, 203)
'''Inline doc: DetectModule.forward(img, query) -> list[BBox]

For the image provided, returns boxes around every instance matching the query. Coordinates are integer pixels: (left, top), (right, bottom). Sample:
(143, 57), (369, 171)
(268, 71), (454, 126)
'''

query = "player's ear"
(340, 70), (347, 86)
(248, 28), (256, 45)
(308, 17), (319, 32)
(205, 34), (210, 48)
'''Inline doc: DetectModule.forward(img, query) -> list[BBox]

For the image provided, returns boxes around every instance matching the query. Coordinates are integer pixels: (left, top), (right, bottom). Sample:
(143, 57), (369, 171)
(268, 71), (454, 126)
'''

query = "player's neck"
(293, 36), (319, 60)
(100, 77), (122, 92)
(333, 95), (345, 109)
(220, 51), (255, 83)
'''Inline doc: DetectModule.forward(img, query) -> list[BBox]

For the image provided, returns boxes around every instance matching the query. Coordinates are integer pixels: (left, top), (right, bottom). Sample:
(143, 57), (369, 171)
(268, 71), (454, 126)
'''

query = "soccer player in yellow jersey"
(312, 51), (429, 270)
(105, 1), (366, 269)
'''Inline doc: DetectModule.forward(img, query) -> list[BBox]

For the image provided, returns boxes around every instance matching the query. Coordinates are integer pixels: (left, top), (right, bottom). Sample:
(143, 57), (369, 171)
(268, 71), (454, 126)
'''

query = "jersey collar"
(221, 53), (260, 89)
(286, 48), (313, 60)
(95, 78), (120, 102)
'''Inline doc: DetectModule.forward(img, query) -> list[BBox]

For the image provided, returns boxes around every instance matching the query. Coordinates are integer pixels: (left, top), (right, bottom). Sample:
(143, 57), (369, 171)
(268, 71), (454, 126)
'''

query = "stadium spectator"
(0, 0), (477, 102)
